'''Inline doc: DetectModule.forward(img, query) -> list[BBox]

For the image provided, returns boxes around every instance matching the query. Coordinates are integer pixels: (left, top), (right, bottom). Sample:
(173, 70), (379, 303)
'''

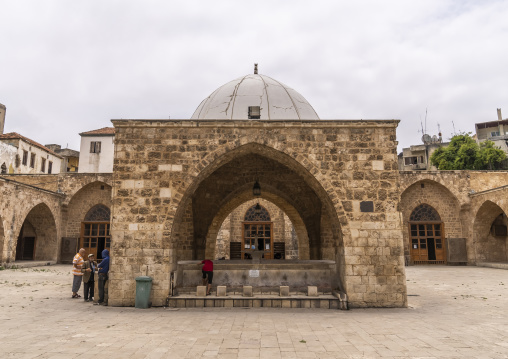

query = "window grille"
(409, 204), (441, 222)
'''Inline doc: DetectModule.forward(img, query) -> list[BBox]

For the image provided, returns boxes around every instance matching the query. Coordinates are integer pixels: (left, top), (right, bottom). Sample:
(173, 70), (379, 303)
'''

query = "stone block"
(307, 286), (318, 296)
(282, 300), (291, 308)
(253, 299), (262, 307)
(262, 299), (272, 307)
(224, 300), (234, 308)
(196, 286), (206, 296)
(279, 286), (289, 296)
(195, 299), (204, 307)
(320, 300), (330, 309)
(243, 286), (253, 297)
(217, 286), (227, 297)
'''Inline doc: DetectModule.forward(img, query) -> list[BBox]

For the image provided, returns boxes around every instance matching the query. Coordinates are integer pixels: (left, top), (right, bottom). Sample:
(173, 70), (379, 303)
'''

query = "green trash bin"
(135, 276), (152, 309)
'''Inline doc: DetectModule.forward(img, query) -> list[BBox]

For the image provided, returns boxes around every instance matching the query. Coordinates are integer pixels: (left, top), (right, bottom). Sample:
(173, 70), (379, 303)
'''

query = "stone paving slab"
(0, 265), (507, 358)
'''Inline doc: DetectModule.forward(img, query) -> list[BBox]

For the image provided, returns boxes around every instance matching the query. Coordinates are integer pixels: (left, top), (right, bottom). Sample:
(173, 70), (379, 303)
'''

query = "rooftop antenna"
(452, 121), (456, 135)
(254, 63), (258, 75)
(425, 108), (428, 135)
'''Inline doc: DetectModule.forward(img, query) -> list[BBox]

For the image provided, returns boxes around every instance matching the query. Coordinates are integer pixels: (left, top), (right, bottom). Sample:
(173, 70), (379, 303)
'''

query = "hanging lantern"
(253, 180), (261, 197)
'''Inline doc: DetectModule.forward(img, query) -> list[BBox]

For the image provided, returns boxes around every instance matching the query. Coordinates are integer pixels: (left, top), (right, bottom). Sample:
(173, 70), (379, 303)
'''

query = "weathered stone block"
(196, 286), (206, 296)
(307, 286), (318, 296)
(217, 286), (227, 297)
(279, 286), (289, 296)
(243, 286), (253, 297)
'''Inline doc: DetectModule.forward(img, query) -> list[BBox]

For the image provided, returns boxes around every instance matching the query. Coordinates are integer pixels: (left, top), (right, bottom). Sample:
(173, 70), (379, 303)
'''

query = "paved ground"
(0, 265), (507, 358)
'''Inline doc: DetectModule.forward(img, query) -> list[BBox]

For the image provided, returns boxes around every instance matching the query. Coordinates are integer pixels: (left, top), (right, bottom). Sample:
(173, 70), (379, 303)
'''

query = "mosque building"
(1, 67), (507, 309)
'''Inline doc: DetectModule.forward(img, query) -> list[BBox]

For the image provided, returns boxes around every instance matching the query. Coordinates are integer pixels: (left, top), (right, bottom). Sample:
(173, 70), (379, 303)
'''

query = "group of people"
(72, 248), (109, 305)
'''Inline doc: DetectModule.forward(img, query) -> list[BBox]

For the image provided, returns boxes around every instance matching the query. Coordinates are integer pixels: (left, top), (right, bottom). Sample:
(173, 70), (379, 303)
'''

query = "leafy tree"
(476, 140), (507, 170)
(430, 133), (506, 170)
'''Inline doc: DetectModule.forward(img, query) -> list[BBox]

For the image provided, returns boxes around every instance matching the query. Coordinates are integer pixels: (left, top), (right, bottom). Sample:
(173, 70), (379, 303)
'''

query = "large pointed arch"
(168, 142), (346, 291)
(16, 203), (58, 261)
(473, 200), (508, 263)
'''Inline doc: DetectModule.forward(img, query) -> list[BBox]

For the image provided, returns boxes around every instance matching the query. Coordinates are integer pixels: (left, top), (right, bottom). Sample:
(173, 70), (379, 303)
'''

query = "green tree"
(476, 140), (506, 170)
(430, 133), (506, 170)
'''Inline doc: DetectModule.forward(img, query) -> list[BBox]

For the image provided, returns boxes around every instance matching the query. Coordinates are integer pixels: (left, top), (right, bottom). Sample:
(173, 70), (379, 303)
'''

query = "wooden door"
(242, 222), (273, 259)
(409, 223), (446, 264)
(80, 222), (111, 261)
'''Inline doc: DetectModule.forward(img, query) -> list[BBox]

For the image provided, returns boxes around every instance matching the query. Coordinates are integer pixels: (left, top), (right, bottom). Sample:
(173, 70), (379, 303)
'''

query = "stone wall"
(110, 119), (406, 308)
(214, 198), (296, 260)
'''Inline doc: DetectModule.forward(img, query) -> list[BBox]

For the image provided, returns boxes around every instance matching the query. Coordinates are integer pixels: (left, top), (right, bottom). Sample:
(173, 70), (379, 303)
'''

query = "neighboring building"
(399, 133), (448, 171)
(78, 127), (115, 173)
(0, 132), (62, 174)
(475, 108), (508, 152)
(45, 144), (80, 172)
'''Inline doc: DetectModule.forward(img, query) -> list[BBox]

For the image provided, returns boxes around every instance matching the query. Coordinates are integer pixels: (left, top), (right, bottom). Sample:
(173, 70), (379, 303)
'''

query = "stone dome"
(191, 72), (319, 120)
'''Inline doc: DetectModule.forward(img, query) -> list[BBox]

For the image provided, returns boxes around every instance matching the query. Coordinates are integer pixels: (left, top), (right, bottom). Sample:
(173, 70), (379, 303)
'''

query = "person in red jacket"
(200, 259), (213, 295)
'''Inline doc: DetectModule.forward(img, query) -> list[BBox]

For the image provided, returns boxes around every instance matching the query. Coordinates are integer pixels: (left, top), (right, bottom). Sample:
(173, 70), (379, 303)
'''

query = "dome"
(191, 72), (319, 120)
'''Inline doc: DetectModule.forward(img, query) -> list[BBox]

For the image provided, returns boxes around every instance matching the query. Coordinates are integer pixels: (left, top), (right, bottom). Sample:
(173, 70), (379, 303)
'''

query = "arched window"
(244, 204), (271, 221)
(1, 163), (6, 174)
(409, 204), (445, 264)
(84, 204), (110, 222)
(81, 204), (111, 260)
(410, 204), (441, 222)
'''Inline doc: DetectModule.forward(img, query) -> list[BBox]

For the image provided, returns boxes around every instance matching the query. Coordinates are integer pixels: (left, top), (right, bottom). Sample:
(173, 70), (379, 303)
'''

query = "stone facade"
(0, 174), (113, 264)
(214, 198), (299, 260)
(109, 119), (406, 308)
(399, 171), (508, 265)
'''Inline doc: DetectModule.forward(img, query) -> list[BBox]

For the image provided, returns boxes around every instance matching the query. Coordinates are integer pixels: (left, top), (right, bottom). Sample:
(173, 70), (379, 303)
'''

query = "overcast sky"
(1, 0), (507, 153)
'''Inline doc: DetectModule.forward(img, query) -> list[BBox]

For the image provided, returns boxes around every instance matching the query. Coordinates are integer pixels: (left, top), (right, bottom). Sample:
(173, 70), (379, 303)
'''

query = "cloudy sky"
(1, 0), (507, 153)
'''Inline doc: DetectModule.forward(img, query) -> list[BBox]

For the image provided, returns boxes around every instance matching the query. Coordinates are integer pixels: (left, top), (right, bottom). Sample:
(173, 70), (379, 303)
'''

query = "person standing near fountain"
(201, 259), (213, 295)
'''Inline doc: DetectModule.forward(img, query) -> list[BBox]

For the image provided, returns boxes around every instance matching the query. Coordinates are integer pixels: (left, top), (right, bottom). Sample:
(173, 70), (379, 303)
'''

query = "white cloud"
(0, 0), (507, 152)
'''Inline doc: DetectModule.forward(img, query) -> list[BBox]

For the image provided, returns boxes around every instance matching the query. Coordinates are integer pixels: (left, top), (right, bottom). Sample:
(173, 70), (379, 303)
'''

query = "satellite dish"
(432, 135), (438, 143)
(422, 134), (431, 144)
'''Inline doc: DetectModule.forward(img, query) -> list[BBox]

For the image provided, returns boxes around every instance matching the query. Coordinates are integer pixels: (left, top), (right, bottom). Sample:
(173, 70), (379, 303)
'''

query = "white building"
(0, 133), (62, 174)
(475, 108), (508, 152)
(78, 127), (115, 173)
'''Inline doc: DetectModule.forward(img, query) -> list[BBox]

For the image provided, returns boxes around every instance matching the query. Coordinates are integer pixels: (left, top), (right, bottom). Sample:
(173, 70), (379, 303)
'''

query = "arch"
(168, 142), (345, 290)
(399, 173), (467, 206)
(473, 200), (508, 263)
(1, 163), (6, 174)
(16, 203), (58, 261)
(208, 193), (310, 261)
(400, 180), (462, 265)
(64, 181), (112, 239)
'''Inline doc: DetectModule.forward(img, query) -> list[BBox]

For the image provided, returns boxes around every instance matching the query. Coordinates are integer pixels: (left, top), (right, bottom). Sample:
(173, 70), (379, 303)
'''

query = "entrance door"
(16, 237), (35, 260)
(80, 222), (111, 260)
(409, 203), (446, 264)
(241, 203), (273, 260)
(409, 223), (445, 264)
(79, 204), (111, 261)
(242, 222), (273, 259)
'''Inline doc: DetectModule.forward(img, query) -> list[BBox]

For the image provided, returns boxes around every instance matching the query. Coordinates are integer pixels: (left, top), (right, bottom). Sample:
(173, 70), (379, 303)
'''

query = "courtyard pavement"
(0, 264), (507, 359)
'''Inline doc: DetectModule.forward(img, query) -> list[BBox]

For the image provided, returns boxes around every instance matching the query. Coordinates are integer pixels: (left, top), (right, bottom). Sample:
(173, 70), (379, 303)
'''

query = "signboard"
(249, 270), (259, 278)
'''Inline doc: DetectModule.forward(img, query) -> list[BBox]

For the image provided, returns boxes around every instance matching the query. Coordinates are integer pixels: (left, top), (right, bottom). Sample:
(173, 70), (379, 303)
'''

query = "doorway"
(409, 204), (446, 264)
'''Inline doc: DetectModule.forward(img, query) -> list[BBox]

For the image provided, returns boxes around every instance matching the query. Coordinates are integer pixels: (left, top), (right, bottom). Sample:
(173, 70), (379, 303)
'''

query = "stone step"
(167, 294), (345, 309)
(174, 286), (333, 296)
